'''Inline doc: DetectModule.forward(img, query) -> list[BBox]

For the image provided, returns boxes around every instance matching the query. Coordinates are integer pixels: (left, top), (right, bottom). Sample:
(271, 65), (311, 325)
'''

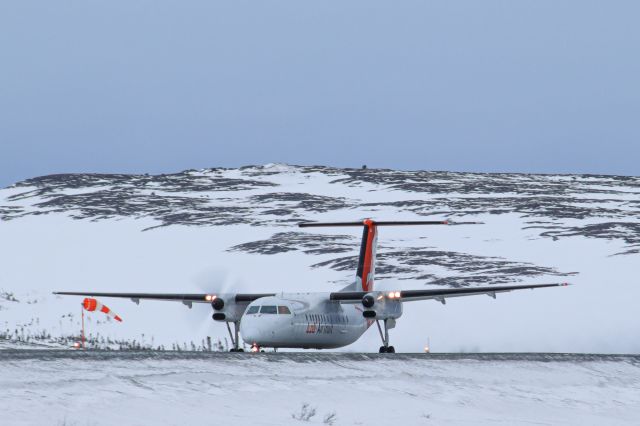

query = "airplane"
(54, 219), (569, 353)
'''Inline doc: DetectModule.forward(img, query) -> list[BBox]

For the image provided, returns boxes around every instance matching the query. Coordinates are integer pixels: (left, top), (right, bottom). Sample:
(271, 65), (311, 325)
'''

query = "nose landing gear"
(377, 319), (396, 353)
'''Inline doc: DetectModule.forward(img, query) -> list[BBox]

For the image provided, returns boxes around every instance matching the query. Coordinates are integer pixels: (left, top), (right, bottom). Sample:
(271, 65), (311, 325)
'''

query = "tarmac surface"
(1, 349), (638, 363)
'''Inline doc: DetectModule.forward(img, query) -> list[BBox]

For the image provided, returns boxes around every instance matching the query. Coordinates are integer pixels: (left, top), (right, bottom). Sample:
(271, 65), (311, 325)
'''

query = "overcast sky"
(1, 1), (638, 187)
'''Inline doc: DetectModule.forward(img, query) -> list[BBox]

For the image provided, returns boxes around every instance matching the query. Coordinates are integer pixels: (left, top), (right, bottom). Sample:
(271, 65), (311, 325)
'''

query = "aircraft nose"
(240, 314), (289, 346)
(239, 315), (262, 344)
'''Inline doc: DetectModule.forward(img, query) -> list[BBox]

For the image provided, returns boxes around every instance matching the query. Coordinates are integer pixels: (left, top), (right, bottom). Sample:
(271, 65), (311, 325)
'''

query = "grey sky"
(1, 1), (638, 187)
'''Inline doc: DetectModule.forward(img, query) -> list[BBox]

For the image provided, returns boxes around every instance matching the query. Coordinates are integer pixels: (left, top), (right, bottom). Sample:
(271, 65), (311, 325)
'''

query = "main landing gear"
(227, 321), (244, 352)
(377, 319), (396, 353)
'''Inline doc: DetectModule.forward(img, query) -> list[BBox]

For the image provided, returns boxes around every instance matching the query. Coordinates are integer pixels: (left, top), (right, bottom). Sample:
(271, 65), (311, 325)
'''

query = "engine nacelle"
(362, 294), (375, 308)
(210, 294), (249, 323)
(362, 292), (403, 320)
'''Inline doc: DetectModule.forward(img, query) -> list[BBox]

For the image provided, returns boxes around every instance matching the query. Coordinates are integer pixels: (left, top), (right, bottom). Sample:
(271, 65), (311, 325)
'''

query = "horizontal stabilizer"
(299, 220), (448, 228)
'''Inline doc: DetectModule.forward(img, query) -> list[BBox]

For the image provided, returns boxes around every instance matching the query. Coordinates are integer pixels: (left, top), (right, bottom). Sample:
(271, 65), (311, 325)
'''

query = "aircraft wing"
(329, 282), (569, 304)
(53, 291), (276, 304)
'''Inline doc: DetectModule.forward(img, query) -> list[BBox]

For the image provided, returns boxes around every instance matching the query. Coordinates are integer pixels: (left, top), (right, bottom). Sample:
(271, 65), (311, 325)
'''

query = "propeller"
(183, 267), (244, 346)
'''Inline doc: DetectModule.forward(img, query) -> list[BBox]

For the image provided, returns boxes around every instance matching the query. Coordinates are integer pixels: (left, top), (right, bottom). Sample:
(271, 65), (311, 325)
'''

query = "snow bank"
(1, 352), (639, 425)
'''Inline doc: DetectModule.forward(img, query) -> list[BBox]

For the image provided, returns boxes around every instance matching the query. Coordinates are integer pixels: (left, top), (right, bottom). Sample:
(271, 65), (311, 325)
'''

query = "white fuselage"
(239, 293), (373, 349)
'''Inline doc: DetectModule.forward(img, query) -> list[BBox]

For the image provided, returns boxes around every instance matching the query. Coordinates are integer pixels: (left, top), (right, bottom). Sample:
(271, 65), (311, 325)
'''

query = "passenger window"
(278, 306), (291, 315)
(260, 305), (277, 314)
(247, 306), (259, 314)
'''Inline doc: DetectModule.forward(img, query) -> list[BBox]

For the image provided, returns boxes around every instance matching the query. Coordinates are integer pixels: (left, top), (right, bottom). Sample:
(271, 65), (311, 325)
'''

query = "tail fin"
(356, 219), (378, 291)
(299, 219), (448, 292)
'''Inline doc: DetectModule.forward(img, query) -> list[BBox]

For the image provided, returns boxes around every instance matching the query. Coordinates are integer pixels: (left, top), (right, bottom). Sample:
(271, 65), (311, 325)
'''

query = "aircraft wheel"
(379, 346), (387, 353)
(237, 348), (244, 352)
(387, 346), (395, 353)
(229, 348), (237, 352)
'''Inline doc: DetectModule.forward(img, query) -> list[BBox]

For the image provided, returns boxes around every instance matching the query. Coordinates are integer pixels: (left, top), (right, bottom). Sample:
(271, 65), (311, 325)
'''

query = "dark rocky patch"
(2, 171), (276, 227)
(2, 166), (638, 254)
(311, 249), (575, 287)
(11, 171), (276, 193)
(0, 206), (25, 221)
(539, 222), (640, 255)
(362, 197), (639, 221)
(21, 190), (255, 230)
(250, 192), (349, 212)
(325, 167), (640, 196)
(229, 232), (356, 255)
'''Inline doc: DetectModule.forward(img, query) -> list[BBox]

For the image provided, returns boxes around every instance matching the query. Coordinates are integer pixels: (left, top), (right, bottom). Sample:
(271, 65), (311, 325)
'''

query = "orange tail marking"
(361, 219), (377, 292)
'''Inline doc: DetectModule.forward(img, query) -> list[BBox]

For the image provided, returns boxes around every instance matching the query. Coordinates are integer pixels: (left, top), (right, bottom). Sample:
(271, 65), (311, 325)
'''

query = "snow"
(1, 352), (639, 426)
(0, 165), (639, 353)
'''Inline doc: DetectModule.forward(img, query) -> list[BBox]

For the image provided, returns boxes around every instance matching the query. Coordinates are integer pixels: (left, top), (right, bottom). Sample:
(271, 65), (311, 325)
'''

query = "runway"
(1, 349), (638, 363)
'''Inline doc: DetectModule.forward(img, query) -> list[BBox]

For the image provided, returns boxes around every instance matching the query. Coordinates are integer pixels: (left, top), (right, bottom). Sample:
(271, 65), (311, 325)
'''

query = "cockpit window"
(247, 306), (259, 314)
(278, 306), (291, 315)
(260, 305), (277, 314)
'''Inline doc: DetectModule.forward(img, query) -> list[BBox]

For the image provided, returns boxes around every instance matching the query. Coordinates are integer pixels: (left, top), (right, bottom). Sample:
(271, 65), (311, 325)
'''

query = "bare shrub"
(292, 403), (317, 422)
(323, 412), (337, 425)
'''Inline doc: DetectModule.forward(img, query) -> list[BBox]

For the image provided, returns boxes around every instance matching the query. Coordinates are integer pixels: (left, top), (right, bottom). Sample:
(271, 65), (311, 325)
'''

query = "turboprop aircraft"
(55, 219), (569, 353)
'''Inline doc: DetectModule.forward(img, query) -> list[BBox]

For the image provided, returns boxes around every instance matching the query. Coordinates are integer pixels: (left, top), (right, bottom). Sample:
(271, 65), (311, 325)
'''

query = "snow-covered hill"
(1, 164), (638, 352)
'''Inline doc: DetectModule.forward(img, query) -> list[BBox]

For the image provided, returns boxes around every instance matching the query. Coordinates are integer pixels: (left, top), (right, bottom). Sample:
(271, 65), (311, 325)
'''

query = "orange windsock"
(82, 298), (123, 322)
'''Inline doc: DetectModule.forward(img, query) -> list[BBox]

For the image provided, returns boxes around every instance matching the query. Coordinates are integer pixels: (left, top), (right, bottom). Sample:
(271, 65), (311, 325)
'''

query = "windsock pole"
(79, 298), (122, 350)
(81, 305), (86, 349)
